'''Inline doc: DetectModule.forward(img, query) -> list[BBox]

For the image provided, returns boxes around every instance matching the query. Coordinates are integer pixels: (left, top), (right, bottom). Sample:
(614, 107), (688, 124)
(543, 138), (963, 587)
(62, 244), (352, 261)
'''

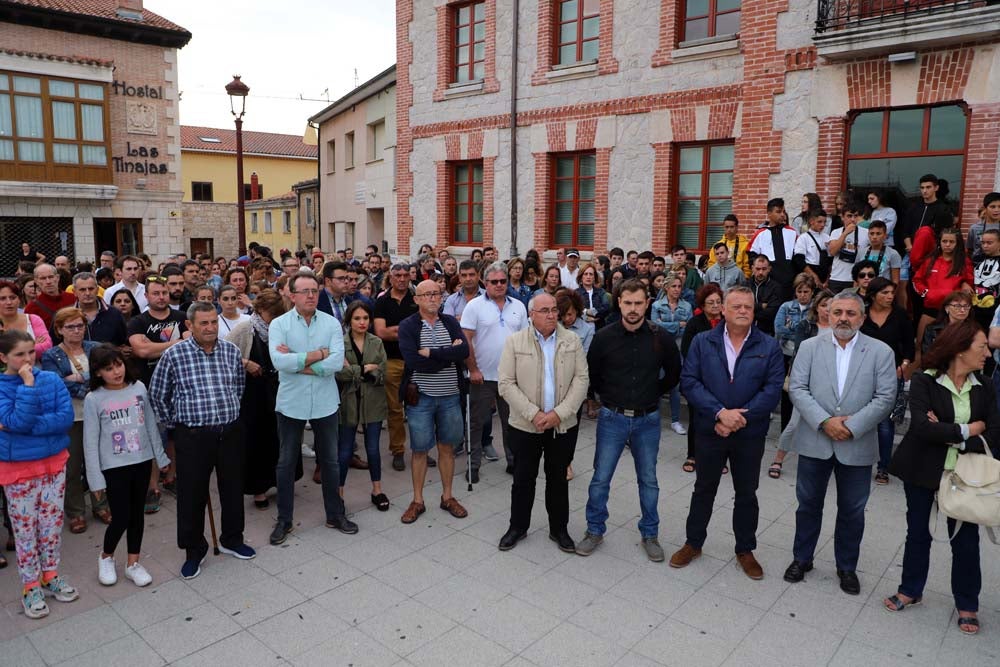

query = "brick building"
(0, 0), (190, 273)
(396, 0), (1000, 260)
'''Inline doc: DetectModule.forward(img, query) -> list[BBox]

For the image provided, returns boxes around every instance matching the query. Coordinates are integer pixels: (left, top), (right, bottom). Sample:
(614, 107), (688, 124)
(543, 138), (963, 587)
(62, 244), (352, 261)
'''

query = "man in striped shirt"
(397, 280), (471, 524)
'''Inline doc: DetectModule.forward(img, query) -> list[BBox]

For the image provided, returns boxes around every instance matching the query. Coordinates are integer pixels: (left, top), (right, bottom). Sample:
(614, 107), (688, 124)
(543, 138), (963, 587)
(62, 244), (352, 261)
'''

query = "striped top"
(412, 318), (460, 397)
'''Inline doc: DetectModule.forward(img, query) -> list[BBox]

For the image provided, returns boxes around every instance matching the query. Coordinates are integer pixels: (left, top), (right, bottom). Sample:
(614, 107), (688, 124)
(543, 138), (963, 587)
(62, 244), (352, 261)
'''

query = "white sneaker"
(98, 556), (117, 586)
(301, 443), (316, 458)
(125, 562), (152, 587)
(671, 422), (687, 435)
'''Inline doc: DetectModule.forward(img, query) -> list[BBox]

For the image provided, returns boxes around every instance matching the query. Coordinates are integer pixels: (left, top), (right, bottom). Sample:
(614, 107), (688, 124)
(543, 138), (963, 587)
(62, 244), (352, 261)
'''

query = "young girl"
(0, 330), (77, 619)
(83, 345), (169, 588)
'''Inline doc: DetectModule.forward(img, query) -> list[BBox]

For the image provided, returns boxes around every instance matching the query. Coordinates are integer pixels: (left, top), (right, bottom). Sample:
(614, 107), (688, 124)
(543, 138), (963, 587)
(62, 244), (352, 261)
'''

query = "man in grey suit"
(784, 291), (896, 595)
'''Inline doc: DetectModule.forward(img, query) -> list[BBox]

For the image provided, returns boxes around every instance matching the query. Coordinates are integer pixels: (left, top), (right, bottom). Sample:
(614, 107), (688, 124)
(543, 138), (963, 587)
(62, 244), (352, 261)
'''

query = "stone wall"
(182, 202), (239, 259)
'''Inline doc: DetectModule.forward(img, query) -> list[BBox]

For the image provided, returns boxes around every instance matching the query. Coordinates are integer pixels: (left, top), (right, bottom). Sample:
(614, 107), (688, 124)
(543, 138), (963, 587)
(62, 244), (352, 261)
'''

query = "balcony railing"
(816, 0), (986, 33)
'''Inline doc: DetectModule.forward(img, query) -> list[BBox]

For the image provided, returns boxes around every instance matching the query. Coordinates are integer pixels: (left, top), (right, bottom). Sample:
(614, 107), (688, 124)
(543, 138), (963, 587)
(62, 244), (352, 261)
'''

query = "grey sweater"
(83, 382), (169, 491)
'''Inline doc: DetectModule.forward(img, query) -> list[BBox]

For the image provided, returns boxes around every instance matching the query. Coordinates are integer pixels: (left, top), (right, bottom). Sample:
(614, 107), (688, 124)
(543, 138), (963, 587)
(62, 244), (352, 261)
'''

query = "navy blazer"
(680, 324), (785, 439)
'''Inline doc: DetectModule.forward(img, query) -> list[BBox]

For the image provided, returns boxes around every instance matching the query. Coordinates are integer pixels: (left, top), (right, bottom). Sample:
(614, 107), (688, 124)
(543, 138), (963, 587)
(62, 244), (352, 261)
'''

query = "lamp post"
(225, 75), (250, 256)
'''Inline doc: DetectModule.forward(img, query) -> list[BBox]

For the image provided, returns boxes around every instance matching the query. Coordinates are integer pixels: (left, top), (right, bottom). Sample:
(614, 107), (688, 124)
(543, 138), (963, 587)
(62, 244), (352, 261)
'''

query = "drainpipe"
(508, 0), (520, 258)
(313, 121), (322, 250)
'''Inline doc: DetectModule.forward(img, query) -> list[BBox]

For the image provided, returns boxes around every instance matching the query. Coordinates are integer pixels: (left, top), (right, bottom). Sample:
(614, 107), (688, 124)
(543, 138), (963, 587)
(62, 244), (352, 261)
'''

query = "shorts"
(899, 254), (910, 281)
(405, 393), (464, 452)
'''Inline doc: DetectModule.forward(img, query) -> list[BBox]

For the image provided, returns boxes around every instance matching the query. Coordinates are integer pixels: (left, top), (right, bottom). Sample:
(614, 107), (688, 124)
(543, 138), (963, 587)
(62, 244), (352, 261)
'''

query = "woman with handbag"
(885, 320), (998, 635)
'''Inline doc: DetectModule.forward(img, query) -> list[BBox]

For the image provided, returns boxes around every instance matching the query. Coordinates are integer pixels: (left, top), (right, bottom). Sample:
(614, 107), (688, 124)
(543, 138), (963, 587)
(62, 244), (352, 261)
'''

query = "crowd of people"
(1, 174), (999, 636)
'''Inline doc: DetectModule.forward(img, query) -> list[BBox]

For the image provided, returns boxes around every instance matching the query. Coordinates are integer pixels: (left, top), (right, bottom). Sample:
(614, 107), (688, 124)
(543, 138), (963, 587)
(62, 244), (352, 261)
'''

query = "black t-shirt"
(126, 309), (187, 386)
(373, 290), (417, 359)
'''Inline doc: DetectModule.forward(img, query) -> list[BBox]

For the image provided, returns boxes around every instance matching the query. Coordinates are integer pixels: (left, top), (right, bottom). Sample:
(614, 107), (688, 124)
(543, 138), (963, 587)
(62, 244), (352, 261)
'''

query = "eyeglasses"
(146, 275), (167, 284)
(704, 299), (723, 307)
(487, 279), (508, 286)
(293, 289), (320, 296)
(532, 307), (558, 315)
(61, 324), (86, 331)
(416, 291), (442, 299)
(283, 264), (299, 269)
(947, 303), (972, 310)
(858, 272), (875, 279)
(330, 275), (348, 281)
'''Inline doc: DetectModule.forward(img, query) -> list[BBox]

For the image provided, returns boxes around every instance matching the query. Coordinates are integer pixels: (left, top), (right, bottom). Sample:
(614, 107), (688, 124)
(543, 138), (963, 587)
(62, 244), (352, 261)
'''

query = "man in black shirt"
(577, 279), (681, 562)
(73, 272), (127, 347)
(749, 256), (781, 336)
(374, 263), (419, 471)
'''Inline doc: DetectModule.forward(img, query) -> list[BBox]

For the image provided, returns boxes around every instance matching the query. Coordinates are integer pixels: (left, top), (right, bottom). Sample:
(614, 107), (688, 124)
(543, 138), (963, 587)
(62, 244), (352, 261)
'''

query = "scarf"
(251, 313), (270, 343)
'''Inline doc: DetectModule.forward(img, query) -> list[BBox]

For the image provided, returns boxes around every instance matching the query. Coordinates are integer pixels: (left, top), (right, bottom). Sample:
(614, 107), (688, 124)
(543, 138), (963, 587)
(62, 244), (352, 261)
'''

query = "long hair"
(88, 345), (137, 391)
(922, 319), (982, 374)
(923, 227), (966, 279)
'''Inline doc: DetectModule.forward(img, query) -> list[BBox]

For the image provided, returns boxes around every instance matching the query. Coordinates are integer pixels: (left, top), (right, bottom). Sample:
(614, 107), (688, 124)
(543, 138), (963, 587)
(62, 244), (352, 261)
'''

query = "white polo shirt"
(103, 281), (148, 311)
(460, 294), (528, 381)
(827, 226), (869, 283)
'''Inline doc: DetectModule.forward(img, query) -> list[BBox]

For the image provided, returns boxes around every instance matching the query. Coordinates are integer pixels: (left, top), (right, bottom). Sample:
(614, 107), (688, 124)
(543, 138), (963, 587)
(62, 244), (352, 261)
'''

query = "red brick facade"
(532, 0), (618, 86)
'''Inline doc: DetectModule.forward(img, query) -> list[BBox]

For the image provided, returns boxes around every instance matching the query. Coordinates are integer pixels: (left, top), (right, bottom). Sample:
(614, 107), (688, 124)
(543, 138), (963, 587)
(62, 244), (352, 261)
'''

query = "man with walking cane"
(150, 301), (253, 580)
(496, 293), (588, 552)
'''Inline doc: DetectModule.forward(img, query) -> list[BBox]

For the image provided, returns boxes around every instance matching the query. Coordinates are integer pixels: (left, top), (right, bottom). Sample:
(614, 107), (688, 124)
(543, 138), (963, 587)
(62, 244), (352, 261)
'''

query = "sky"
(145, 0), (396, 137)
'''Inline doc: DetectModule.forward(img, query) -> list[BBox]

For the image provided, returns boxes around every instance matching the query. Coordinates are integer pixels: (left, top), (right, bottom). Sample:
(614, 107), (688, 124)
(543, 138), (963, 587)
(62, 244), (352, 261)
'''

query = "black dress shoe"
(392, 454), (405, 471)
(837, 569), (861, 595)
(498, 528), (527, 551)
(549, 531), (576, 553)
(468, 468), (480, 484)
(269, 521), (293, 545)
(326, 516), (359, 534)
(505, 464), (514, 475)
(783, 560), (813, 583)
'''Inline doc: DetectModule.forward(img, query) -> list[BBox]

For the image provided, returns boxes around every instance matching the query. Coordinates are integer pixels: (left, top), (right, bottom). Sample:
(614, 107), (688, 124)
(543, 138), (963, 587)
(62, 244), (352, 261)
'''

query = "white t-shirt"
(560, 265), (580, 289)
(104, 282), (148, 311)
(218, 312), (251, 336)
(827, 226), (869, 283)
(793, 231), (830, 266)
(459, 295), (528, 380)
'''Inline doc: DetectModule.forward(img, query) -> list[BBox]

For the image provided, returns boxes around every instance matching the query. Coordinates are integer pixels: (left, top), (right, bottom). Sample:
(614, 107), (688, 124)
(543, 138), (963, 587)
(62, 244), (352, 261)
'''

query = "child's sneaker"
(125, 562), (152, 587)
(22, 586), (49, 619)
(41, 575), (79, 602)
(98, 555), (117, 586)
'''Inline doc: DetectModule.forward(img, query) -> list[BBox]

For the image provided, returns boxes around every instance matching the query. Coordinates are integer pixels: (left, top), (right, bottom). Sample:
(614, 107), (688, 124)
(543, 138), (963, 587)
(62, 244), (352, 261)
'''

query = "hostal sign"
(112, 80), (167, 174)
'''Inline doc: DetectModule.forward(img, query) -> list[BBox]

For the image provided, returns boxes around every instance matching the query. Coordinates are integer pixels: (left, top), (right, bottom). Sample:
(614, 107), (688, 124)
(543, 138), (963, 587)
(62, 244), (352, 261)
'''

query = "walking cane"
(206, 499), (220, 555)
(465, 371), (474, 492)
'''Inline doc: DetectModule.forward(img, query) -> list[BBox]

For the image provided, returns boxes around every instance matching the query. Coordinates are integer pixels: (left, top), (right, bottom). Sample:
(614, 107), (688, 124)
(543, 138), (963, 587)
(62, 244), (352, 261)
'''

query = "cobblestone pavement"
(1, 415), (998, 666)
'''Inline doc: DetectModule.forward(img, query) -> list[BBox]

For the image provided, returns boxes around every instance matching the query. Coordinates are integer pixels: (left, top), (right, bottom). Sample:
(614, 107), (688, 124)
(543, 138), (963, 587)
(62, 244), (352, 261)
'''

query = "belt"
(180, 421), (237, 434)
(602, 404), (659, 418)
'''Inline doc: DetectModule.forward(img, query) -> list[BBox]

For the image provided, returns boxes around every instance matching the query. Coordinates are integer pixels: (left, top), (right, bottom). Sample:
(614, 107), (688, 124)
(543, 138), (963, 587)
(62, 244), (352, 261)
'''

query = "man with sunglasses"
(461, 262), (528, 481)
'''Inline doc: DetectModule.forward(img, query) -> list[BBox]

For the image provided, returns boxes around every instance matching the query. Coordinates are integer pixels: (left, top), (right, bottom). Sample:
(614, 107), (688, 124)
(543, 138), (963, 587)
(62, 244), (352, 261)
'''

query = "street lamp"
(225, 75), (250, 256)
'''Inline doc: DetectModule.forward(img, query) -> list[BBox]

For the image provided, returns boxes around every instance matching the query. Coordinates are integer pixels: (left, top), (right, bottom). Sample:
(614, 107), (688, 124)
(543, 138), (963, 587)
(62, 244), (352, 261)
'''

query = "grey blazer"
(788, 332), (897, 465)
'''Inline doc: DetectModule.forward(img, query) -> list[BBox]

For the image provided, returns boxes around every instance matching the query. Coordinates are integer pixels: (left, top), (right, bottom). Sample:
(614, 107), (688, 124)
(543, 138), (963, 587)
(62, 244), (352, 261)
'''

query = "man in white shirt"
(103, 255), (148, 311)
(560, 249), (581, 288)
(462, 261), (528, 481)
(826, 203), (869, 292)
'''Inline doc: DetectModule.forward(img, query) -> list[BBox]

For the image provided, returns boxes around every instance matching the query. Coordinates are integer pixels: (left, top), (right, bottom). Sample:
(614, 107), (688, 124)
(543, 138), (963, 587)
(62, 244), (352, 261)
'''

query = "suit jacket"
(788, 332), (897, 465)
(889, 372), (1000, 489)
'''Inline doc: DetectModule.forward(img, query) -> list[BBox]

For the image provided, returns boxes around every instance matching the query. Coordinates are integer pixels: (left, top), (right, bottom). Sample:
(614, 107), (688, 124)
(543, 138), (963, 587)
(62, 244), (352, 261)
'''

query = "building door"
(94, 219), (142, 258)
(190, 238), (214, 258)
(366, 208), (384, 252)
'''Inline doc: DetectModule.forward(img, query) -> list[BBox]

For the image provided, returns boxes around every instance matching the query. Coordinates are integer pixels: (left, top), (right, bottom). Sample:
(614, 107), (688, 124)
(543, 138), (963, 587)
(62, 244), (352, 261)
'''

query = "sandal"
(884, 594), (921, 612)
(722, 466), (729, 475)
(92, 508), (112, 525)
(68, 516), (86, 534)
(768, 462), (782, 479)
(371, 493), (390, 512)
(957, 614), (980, 635)
(875, 470), (889, 485)
(144, 489), (161, 515)
(682, 458), (695, 473)
(401, 501), (426, 524)
(439, 496), (468, 519)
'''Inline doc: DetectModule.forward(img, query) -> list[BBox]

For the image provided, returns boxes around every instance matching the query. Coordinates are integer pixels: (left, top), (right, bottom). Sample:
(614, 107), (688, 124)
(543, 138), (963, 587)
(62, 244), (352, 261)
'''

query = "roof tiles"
(181, 126), (317, 159)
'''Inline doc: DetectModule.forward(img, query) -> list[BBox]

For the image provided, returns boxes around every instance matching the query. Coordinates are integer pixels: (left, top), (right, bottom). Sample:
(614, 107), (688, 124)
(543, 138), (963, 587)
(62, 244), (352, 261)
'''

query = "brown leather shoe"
(736, 551), (764, 580)
(92, 508), (112, 525)
(669, 544), (702, 569)
(350, 454), (369, 470)
(439, 496), (468, 518)
(312, 465), (321, 484)
(401, 501), (426, 524)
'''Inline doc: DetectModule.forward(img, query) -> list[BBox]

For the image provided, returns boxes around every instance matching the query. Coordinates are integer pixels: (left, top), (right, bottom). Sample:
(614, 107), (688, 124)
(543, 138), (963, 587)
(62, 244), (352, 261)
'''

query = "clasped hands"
(714, 408), (747, 438)
(532, 410), (561, 431)
(822, 415), (854, 441)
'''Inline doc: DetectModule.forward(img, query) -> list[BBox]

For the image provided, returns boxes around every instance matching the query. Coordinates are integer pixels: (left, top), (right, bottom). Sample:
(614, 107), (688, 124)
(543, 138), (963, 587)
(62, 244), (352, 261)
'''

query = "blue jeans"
(899, 482), (981, 611)
(337, 422), (383, 487)
(585, 408), (661, 538)
(793, 454), (871, 570)
(877, 379), (904, 471)
(276, 411), (344, 525)
(668, 386), (681, 423)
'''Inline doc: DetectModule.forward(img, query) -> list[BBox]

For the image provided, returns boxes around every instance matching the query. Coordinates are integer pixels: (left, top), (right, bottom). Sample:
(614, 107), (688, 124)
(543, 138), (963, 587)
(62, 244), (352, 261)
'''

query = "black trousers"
(685, 433), (765, 554)
(174, 422), (245, 560)
(102, 460), (152, 555)
(508, 426), (576, 532)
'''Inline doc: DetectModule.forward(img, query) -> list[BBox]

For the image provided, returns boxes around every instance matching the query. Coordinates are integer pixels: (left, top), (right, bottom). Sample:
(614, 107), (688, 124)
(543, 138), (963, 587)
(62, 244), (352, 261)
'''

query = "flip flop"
(958, 615), (980, 635)
(682, 459), (695, 473)
(884, 594), (921, 612)
(768, 462), (782, 479)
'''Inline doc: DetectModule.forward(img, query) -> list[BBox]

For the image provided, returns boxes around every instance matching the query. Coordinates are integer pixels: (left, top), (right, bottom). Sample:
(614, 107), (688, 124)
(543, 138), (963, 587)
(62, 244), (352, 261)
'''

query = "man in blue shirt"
(268, 272), (358, 545)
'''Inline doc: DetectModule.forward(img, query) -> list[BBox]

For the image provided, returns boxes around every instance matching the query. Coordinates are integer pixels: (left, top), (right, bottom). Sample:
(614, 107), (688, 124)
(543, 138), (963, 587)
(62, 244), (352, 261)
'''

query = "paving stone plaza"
(1, 414), (998, 666)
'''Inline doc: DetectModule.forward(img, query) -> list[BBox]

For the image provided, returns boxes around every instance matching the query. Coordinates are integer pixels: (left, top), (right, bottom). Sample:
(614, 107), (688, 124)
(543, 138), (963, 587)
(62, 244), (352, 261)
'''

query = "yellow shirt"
(706, 235), (750, 277)
(65, 285), (106, 298)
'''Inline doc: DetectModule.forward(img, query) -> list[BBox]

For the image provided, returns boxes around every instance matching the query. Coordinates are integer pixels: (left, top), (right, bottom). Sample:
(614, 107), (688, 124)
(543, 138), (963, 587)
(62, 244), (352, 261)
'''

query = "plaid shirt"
(149, 337), (245, 428)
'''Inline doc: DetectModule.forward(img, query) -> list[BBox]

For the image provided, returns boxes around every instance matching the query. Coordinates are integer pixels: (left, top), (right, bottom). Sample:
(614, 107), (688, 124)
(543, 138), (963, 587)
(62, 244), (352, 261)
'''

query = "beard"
(833, 324), (857, 341)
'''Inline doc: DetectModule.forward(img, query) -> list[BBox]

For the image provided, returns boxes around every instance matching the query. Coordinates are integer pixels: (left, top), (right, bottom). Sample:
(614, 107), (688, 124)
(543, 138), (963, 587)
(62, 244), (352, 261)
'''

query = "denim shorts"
(899, 254), (910, 281)
(405, 393), (464, 451)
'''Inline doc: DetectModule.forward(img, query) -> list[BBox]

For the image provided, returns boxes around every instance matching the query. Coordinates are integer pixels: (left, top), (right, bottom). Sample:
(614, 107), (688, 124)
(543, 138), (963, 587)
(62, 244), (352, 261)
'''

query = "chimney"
(116, 1), (144, 21)
(250, 172), (260, 201)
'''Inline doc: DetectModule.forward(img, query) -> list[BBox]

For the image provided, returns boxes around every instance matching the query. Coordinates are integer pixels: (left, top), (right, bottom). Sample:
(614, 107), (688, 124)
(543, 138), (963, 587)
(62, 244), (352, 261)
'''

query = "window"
(305, 196), (314, 227)
(846, 104), (967, 215)
(345, 131), (355, 169)
(556, 0), (600, 65)
(0, 71), (110, 184)
(552, 152), (596, 248)
(326, 139), (336, 173)
(682, 0), (741, 42)
(244, 183), (264, 200)
(250, 212), (258, 233)
(674, 143), (734, 250)
(451, 160), (484, 244)
(453, 1), (486, 83)
(282, 210), (292, 234)
(367, 119), (385, 163)
(264, 211), (273, 233)
(191, 181), (213, 202)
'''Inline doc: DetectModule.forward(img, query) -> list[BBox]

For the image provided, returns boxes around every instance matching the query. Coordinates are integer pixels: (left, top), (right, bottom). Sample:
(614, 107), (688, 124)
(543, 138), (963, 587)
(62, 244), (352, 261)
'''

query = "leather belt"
(603, 404), (659, 418)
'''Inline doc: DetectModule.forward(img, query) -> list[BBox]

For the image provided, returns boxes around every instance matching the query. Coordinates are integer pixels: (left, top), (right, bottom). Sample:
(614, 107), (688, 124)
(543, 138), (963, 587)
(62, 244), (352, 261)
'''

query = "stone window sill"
(443, 80), (485, 99)
(671, 36), (740, 63)
(544, 60), (598, 83)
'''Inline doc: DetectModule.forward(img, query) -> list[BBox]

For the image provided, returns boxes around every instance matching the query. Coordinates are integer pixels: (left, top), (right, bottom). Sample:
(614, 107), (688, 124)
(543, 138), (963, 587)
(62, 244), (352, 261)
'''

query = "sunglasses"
(487, 279), (508, 285)
(858, 272), (875, 279)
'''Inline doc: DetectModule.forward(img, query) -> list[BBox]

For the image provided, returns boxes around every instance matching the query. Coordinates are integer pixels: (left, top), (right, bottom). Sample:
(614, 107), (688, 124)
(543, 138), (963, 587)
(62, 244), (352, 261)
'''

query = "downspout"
(508, 0), (520, 258)
(313, 120), (322, 250)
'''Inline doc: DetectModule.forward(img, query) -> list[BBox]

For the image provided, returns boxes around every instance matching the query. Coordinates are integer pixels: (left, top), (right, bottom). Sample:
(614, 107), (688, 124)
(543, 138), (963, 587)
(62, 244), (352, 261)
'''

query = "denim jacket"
(41, 340), (100, 400)
(651, 298), (692, 338)
(774, 300), (810, 351)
